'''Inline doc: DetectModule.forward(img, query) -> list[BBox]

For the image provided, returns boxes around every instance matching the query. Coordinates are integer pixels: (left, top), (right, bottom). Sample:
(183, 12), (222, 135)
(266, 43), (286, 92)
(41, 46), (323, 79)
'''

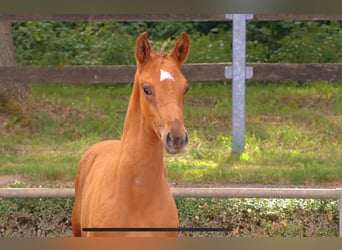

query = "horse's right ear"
(135, 32), (151, 68)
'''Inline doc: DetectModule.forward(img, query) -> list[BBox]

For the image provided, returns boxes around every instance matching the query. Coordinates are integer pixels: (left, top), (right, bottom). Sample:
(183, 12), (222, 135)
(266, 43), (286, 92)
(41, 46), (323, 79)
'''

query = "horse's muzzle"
(164, 131), (188, 154)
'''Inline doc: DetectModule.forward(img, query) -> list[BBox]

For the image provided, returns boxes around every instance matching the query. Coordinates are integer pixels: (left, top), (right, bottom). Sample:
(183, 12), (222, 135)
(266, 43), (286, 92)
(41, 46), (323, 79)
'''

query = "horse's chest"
(117, 191), (178, 225)
(87, 187), (178, 228)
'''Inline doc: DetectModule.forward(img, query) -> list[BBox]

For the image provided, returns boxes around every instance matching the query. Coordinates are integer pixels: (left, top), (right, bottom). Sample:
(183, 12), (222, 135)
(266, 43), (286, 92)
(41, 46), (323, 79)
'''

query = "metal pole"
(0, 187), (340, 199)
(232, 14), (246, 152)
(225, 14), (253, 153)
(0, 188), (74, 198)
(339, 197), (342, 237)
(337, 188), (342, 237)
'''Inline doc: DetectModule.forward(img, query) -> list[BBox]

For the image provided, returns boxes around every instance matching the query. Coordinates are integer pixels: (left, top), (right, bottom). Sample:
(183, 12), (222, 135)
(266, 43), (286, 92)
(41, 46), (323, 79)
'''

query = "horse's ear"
(170, 32), (190, 67)
(135, 32), (151, 68)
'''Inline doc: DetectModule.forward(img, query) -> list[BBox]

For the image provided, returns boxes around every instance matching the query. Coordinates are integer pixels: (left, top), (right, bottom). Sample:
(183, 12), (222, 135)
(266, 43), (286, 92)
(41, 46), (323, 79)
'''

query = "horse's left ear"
(170, 32), (190, 67)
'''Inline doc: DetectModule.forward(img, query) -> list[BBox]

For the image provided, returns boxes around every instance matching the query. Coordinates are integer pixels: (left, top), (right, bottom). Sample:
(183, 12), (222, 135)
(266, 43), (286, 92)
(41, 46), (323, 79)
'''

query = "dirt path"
(0, 174), (74, 187)
(0, 175), (28, 186)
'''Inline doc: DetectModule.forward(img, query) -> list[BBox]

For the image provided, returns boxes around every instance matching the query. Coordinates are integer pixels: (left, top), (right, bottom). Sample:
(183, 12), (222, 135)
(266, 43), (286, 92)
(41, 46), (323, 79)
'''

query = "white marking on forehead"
(160, 69), (175, 82)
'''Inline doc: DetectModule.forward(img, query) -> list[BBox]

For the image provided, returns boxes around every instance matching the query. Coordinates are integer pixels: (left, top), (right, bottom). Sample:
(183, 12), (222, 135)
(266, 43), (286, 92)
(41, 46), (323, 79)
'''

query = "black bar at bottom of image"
(83, 227), (232, 232)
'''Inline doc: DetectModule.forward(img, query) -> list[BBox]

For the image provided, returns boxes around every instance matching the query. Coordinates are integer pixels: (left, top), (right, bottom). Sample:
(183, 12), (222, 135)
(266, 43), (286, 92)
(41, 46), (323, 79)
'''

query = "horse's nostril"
(166, 132), (173, 146)
(184, 133), (189, 145)
(164, 131), (188, 154)
(166, 132), (188, 148)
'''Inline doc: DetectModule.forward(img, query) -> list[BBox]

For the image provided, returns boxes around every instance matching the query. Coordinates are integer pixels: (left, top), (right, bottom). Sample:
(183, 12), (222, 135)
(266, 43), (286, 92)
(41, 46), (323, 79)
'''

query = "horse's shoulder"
(75, 140), (120, 189)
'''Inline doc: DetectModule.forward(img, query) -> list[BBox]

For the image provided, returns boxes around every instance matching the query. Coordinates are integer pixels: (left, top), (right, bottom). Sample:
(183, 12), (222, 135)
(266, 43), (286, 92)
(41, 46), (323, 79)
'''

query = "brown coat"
(72, 32), (190, 237)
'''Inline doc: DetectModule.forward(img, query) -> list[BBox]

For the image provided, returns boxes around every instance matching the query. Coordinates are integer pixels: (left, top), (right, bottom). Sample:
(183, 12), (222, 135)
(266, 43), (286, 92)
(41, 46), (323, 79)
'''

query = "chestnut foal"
(72, 32), (190, 237)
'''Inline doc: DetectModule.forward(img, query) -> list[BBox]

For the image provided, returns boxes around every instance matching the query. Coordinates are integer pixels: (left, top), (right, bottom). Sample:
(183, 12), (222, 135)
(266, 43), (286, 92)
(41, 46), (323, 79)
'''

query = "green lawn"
(0, 81), (341, 185)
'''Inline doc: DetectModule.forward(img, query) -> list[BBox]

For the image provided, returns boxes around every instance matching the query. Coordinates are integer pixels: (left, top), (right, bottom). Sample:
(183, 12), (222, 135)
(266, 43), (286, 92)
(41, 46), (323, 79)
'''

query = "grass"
(0, 81), (341, 238)
(169, 81), (342, 185)
(0, 80), (341, 185)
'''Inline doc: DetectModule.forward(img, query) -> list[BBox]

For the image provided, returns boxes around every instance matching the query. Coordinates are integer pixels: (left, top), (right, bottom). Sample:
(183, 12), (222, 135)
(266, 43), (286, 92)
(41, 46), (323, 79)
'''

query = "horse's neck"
(115, 82), (166, 188)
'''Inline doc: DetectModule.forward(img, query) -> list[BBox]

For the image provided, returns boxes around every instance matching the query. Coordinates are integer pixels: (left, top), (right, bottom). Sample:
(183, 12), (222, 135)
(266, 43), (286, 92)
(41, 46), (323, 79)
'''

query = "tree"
(0, 21), (35, 129)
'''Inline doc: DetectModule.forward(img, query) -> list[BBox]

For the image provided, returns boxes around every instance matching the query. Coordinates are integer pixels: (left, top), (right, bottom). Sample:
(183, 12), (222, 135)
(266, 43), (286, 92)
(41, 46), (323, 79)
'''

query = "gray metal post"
(338, 188), (342, 237)
(338, 196), (342, 237)
(225, 14), (253, 153)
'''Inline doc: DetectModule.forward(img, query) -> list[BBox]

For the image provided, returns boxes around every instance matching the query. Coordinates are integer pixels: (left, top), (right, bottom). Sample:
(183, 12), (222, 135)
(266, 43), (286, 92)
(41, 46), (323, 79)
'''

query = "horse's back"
(72, 140), (120, 236)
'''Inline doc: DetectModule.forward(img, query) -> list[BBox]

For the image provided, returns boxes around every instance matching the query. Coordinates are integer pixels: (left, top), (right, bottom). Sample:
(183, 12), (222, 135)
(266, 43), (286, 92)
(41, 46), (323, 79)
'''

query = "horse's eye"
(143, 86), (153, 96)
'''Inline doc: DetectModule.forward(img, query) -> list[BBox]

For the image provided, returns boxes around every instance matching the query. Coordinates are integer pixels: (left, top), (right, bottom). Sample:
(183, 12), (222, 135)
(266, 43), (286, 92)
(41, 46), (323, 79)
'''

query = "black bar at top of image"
(83, 227), (232, 232)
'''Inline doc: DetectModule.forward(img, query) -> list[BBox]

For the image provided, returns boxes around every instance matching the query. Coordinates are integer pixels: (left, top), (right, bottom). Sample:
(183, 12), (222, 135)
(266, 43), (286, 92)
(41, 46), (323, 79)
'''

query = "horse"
(71, 32), (190, 237)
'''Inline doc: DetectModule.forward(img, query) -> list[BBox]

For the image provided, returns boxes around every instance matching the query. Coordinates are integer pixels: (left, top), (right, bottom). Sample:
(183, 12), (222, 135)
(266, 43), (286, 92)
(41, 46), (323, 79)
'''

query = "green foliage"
(247, 21), (342, 63)
(0, 198), (73, 237)
(176, 198), (338, 237)
(0, 195), (338, 237)
(186, 32), (231, 63)
(13, 22), (137, 65)
(12, 20), (342, 66)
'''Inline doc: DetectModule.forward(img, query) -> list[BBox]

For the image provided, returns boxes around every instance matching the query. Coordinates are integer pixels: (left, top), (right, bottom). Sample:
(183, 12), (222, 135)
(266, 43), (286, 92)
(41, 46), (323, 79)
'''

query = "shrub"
(12, 20), (342, 65)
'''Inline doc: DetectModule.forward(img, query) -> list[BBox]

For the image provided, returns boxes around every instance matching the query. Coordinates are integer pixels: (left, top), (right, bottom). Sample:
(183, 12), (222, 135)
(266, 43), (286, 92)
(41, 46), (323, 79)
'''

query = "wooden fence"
(1, 63), (341, 84)
(1, 14), (342, 21)
(0, 14), (342, 83)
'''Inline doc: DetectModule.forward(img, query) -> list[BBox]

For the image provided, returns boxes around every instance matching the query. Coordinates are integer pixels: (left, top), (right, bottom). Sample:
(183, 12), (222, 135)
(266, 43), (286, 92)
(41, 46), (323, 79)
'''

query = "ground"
(0, 175), (74, 188)
(0, 175), (26, 186)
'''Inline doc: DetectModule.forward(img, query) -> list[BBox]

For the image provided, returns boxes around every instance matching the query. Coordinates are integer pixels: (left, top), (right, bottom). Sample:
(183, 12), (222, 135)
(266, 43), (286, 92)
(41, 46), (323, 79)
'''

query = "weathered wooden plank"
(1, 63), (342, 84)
(183, 63), (227, 81)
(0, 14), (227, 22)
(0, 64), (228, 83)
(253, 14), (342, 21)
(251, 63), (342, 81)
(0, 187), (341, 199)
(0, 65), (136, 84)
(0, 64), (227, 83)
(1, 14), (342, 22)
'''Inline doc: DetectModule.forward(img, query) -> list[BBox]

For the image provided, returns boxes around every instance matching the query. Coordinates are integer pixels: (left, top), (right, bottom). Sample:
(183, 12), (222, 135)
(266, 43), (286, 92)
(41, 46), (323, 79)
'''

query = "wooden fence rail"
(1, 14), (342, 22)
(1, 63), (342, 84)
(1, 187), (341, 199)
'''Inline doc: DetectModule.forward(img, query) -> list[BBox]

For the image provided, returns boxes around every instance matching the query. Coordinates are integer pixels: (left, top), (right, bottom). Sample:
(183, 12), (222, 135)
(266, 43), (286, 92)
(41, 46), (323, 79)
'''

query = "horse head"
(134, 32), (190, 154)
